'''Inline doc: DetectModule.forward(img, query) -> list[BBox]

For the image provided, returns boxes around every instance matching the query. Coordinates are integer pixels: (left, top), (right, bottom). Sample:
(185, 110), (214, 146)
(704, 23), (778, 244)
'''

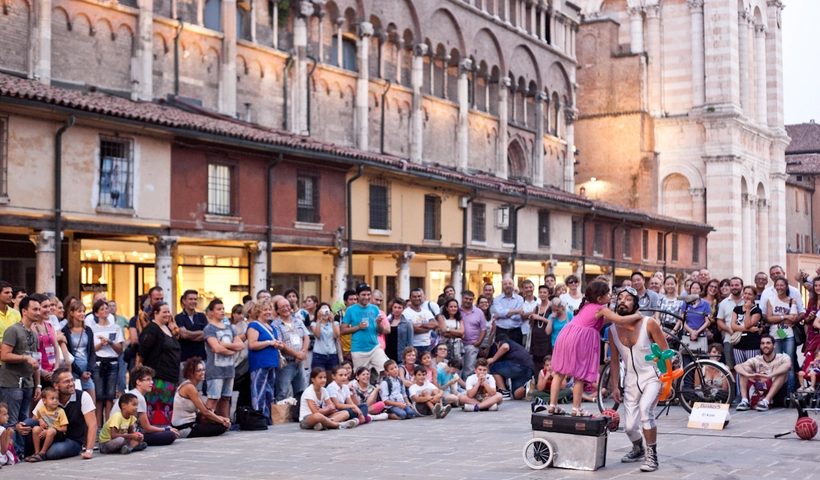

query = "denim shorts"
(206, 377), (234, 399)
(93, 358), (119, 400)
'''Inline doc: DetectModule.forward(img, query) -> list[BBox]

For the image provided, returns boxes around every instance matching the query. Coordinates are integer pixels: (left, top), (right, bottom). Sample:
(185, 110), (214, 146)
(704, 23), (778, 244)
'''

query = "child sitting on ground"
(798, 348), (820, 394)
(408, 367), (452, 419)
(0, 403), (19, 467)
(326, 365), (369, 425)
(438, 358), (467, 396)
(28, 387), (68, 462)
(299, 367), (359, 430)
(99, 393), (146, 454)
(350, 367), (389, 421)
(380, 359), (416, 420)
(531, 356), (571, 405)
(458, 358), (503, 412)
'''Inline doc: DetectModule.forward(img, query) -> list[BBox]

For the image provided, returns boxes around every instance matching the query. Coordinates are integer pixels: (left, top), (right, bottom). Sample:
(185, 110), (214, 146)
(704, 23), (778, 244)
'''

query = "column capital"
(413, 43), (428, 57)
(535, 91), (548, 103)
(627, 6), (644, 18)
(755, 24), (767, 36)
(499, 76), (512, 88)
(448, 254), (464, 265)
(644, 5), (661, 19)
(459, 57), (473, 75)
(393, 251), (415, 263)
(564, 106), (577, 125)
(757, 198), (769, 209)
(246, 241), (268, 255)
(743, 194), (758, 205)
(358, 21), (374, 38)
(687, 0), (704, 13)
(151, 235), (179, 256)
(296, 1), (314, 18)
(29, 230), (57, 253)
(689, 187), (706, 199)
(738, 8), (748, 21)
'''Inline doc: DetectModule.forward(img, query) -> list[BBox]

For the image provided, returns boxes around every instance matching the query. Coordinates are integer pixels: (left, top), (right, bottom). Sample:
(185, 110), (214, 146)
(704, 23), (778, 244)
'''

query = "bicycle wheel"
(597, 362), (621, 413)
(677, 360), (735, 413)
(523, 438), (554, 470)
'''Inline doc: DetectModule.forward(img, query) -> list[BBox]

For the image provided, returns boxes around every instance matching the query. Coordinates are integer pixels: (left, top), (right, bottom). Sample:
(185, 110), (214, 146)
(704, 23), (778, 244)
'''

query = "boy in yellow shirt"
(98, 393), (146, 454)
(27, 388), (68, 462)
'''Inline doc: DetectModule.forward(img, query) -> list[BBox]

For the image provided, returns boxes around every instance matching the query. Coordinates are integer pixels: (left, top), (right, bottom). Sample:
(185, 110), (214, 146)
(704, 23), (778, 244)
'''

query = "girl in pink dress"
(548, 281), (642, 416)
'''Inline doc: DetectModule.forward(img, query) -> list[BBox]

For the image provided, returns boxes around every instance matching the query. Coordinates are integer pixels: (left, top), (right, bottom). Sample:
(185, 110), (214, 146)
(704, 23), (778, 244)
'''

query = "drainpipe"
(54, 115), (75, 290)
(174, 19), (183, 96)
(511, 190), (530, 278)
(346, 164), (364, 289)
(581, 212), (598, 288)
(266, 153), (283, 291)
(379, 80), (392, 153)
(282, 52), (294, 130)
(611, 219), (625, 285)
(461, 189), (477, 291)
(662, 227), (677, 278)
(306, 55), (318, 134)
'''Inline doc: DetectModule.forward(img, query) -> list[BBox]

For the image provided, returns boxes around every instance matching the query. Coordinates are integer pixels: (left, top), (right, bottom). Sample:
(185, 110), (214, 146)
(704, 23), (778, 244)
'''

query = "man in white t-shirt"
(735, 334), (792, 412)
(408, 367), (450, 418)
(402, 289), (438, 355)
(716, 277), (744, 369)
(458, 358), (503, 412)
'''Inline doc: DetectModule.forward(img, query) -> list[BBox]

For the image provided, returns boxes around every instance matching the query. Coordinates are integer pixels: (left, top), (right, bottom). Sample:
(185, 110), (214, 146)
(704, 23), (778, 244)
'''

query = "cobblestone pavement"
(12, 401), (820, 480)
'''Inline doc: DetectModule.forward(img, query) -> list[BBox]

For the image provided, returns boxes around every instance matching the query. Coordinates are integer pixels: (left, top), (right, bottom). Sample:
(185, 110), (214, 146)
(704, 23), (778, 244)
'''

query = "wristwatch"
(81, 447), (88, 453)
(36, 384), (42, 389)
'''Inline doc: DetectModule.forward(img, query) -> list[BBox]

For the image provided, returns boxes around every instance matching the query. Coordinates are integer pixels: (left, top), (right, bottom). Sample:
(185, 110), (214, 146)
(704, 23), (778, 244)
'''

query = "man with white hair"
(492, 278), (525, 345)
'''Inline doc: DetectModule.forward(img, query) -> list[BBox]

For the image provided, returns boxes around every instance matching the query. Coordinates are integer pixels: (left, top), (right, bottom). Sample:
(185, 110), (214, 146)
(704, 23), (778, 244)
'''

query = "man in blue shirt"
(342, 283), (391, 374)
(492, 278), (525, 346)
(175, 290), (208, 382)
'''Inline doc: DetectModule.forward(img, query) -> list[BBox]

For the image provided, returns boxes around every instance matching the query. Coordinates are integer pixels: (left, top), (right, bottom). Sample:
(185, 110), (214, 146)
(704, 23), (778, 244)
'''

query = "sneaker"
(755, 398), (770, 411)
(499, 389), (512, 400)
(736, 399), (751, 411)
(440, 404), (452, 419)
(462, 404), (479, 412)
(797, 387), (807, 393)
(525, 379), (535, 402)
(621, 443), (645, 463)
(640, 444), (658, 472)
(133, 442), (148, 452)
(313, 423), (326, 431)
(339, 419), (359, 429)
(363, 415), (372, 424)
(120, 445), (133, 455)
(371, 413), (389, 421)
(433, 403), (442, 418)
(488, 403), (499, 411)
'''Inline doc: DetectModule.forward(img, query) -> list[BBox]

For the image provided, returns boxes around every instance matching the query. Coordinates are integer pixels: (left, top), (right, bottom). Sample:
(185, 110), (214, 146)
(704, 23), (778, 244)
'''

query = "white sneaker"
(736, 399), (750, 411)
(755, 399), (770, 411)
(439, 404), (452, 419)
(371, 413), (389, 421)
(339, 419), (359, 429)
(433, 403), (442, 418)
(313, 423), (326, 431)
(462, 404), (479, 412)
(488, 404), (499, 411)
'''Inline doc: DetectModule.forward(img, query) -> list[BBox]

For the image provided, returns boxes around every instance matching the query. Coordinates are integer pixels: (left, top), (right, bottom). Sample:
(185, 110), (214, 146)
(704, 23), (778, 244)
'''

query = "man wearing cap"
(341, 284), (391, 374)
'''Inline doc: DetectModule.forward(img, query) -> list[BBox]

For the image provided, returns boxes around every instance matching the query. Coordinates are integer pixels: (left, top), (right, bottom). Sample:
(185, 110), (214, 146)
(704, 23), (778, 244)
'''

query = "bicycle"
(597, 299), (735, 414)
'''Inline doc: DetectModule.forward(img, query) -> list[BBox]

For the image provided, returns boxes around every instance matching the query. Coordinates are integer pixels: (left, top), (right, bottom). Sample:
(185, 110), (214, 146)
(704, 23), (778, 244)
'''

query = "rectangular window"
(472, 203), (487, 242)
(656, 232), (664, 262)
(331, 36), (358, 71)
(671, 233), (679, 262)
(424, 195), (441, 240)
(571, 217), (582, 250)
(642, 229), (649, 260)
(204, 0), (222, 31)
(692, 237), (700, 264)
(98, 136), (133, 209)
(795, 190), (799, 212)
(537, 210), (550, 247)
(368, 179), (390, 230)
(297, 173), (320, 223)
(207, 163), (232, 215)
(593, 224), (604, 255)
(502, 206), (516, 245)
(0, 117), (7, 197)
(622, 229), (632, 259)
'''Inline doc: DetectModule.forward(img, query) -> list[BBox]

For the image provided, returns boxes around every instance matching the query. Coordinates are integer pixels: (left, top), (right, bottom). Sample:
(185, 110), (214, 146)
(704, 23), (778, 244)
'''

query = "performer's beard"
(616, 304), (631, 315)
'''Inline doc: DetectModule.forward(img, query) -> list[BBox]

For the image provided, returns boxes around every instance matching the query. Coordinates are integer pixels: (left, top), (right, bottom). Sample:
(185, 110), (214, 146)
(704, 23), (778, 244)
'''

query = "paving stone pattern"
(13, 402), (820, 479)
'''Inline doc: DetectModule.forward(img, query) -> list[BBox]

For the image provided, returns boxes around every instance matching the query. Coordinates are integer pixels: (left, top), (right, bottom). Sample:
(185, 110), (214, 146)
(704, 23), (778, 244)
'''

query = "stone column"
(30, 231), (57, 294)
(292, 2), (313, 134)
(765, 0), (785, 129)
(757, 199), (770, 275)
(249, 241), (268, 298)
(450, 256), (463, 297)
(688, 0), (705, 108)
(738, 10), (750, 113)
(153, 236), (178, 304)
(457, 58), (472, 172)
(754, 24), (768, 125)
(33, 0), (52, 84)
(741, 194), (753, 282)
(497, 76), (510, 179)
(355, 22), (374, 150)
(499, 258), (513, 281)
(704, 155), (744, 277)
(409, 43), (427, 164)
(395, 251), (415, 300)
(219, 0), (237, 116)
(628, 7), (644, 54)
(690, 188), (706, 224)
(532, 92), (545, 188)
(134, 0), (154, 101)
(563, 107), (576, 193)
(332, 250), (347, 303)
(768, 173), (787, 269)
(645, 5), (662, 115)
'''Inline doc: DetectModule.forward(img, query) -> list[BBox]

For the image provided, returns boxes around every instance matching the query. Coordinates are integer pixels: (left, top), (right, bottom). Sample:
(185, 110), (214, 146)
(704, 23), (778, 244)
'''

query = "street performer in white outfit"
(608, 287), (669, 472)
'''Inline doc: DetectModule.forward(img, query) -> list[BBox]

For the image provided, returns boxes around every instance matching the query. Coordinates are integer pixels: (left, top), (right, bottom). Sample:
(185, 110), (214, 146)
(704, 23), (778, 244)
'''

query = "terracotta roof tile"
(786, 122), (820, 154)
(786, 153), (820, 175)
(0, 73), (711, 231)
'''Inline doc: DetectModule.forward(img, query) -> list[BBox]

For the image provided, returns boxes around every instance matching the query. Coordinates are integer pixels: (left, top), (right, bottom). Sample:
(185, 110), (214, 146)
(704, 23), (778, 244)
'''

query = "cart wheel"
(523, 438), (554, 470)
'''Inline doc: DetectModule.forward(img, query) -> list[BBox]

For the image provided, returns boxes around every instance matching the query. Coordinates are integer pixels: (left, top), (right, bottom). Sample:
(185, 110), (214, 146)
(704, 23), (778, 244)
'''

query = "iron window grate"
(502, 206), (516, 244)
(297, 172), (320, 223)
(537, 210), (550, 247)
(472, 203), (486, 242)
(98, 136), (134, 209)
(369, 179), (391, 230)
(208, 163), (232, 215)
(424, 194), (441, 240)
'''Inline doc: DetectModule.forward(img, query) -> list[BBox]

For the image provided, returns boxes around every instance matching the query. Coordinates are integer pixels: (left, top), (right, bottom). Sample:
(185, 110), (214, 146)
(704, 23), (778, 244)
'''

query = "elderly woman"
(139, 301), (181, 425)
(247, 300), (283, 423)
(62, 300), (97, 404)
(273, 297), (310, 402)
(172, 357), (230, 438)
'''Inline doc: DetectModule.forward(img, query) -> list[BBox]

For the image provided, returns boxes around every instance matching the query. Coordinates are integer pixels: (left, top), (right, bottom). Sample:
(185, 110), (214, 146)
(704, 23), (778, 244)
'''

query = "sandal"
(571, 407), (593, 417)
(547, 404), (565, 415)
(26, 453), (45, 463)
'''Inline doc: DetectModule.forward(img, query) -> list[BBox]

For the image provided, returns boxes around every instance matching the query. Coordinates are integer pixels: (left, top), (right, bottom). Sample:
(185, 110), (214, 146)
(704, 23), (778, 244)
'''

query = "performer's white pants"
(623, 379), (661, 443)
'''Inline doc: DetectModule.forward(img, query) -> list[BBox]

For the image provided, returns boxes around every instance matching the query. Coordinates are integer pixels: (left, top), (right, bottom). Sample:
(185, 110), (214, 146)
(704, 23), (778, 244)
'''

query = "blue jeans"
(342, 403), (369, 420)
(93, 358), (119, 400)
(118, 353), (127, 392)
(22, 418), (82, 459)
(275, 361), (307, 402)
(311, 352), (339, 373)
(489, 361), (533, 392)
(775, 336), (796, 392)
(0, 386), (33, 456)
(386, 405), (416, 419)
(397, 319), (414, 359)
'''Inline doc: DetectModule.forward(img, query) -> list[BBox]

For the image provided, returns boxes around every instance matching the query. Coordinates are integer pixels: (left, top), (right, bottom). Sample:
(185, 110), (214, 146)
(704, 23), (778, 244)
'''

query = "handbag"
(730, 331), (743, 346)
(794, 322), (806, 347)
(235, 406), (268, 431)
(270, 404), (294, 425)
